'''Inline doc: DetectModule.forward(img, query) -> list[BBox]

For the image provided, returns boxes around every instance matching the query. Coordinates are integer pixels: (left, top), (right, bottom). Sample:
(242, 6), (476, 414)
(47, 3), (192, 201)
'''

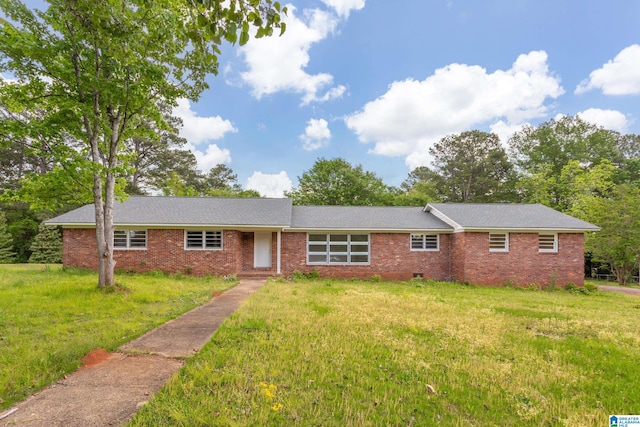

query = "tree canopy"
(0, 0), (285, 287)
(405, 131), (517, 203)
(286, 158), (398, 206)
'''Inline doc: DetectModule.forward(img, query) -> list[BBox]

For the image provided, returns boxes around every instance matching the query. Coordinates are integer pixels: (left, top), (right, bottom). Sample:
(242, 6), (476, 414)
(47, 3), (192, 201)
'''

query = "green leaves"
(286, 158), (398, 206)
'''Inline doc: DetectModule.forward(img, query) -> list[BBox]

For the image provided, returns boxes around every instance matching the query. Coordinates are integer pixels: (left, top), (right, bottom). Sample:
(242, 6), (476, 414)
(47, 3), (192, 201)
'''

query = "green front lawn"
(130, 278), (640, 427)
(0, 264), (235, 409)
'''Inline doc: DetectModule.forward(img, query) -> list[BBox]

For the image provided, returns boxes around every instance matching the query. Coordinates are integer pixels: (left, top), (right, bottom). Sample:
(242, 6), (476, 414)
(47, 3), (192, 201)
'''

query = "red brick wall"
(63, 228), (243, 276)
(450, 232), (585, 286)
(241, 232), (278, 272)
(63, 228), (585, 286)
(280, 232), (452, 281)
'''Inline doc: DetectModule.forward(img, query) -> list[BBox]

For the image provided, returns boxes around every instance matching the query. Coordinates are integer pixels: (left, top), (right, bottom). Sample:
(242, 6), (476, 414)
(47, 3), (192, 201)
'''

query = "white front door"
(254, 232), (272, 268)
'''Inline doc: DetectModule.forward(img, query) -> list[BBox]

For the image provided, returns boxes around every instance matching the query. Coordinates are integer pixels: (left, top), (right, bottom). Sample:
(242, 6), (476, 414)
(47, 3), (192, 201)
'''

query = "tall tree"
(285, 158), (396, 206)
(0, 210), (16, 263)
(575, 184), (640, 286)
(0, 0), (285, 287)
(509, 116), (622, 209)
(406, 131), (517, 203)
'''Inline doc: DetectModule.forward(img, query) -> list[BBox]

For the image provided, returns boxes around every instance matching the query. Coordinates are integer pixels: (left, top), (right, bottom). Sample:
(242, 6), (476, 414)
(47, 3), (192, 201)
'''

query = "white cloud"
(238, 6), (346, 105)
(575, 44), (640, 95)
(490, 120), (529, 146)
(300, 118), (331, 151)
(320, 0), (365, 18)
(344, 50), (564, 170)
(246, 171), (293, 198)
(576, 108), (630, 132)
(173, 98), (237, 144)
(185, 142), (232, 173)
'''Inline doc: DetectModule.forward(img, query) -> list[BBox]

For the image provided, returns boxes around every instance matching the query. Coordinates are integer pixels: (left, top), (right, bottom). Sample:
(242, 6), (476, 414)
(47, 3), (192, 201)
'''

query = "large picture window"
(308, 234), (369, 264)
(411, 234), (439, 251)
(185, 231), (223, 249)
(114, 230), (147, 249)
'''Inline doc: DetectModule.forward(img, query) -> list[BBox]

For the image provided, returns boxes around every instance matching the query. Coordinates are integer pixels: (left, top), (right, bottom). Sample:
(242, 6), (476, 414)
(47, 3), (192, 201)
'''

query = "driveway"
(598, 285), (640, 296)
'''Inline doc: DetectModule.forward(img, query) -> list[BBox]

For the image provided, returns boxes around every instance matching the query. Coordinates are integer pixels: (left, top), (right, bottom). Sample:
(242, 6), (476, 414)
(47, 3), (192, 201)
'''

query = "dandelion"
(271, 402), (283, 412)
(259, 382), (277, 401)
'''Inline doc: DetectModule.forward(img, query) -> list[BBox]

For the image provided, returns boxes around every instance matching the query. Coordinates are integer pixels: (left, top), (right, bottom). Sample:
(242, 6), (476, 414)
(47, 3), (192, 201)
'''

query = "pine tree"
(0, 211), (16, 263)
(29, 222), (62, 264)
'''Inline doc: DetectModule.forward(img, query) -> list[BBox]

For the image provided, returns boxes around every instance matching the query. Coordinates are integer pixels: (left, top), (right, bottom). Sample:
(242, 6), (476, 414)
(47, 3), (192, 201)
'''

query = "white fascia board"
(424, 205), (464, 231)
(285, 227), (453, 234)
(459, 227), (597, 233)
(55, 223), (290, 231)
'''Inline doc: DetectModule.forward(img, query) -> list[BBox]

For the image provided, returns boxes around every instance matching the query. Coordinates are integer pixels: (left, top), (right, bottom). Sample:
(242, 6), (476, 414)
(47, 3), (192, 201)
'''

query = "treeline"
(2, 114), (640, 284)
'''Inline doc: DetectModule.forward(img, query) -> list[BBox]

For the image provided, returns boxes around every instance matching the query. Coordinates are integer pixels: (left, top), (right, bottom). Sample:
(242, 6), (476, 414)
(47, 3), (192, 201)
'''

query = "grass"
(0, 264), (235, 409)
(129, 278), (640, 427)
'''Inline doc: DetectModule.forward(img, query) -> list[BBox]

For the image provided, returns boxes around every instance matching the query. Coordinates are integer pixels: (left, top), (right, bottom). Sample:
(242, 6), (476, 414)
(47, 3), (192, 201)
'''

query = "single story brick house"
(47, 196), (599, 286)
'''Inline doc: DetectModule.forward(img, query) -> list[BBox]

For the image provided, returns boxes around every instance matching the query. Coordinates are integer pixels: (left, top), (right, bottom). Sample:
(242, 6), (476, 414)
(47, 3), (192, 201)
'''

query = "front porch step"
(236, 271), (278, 279)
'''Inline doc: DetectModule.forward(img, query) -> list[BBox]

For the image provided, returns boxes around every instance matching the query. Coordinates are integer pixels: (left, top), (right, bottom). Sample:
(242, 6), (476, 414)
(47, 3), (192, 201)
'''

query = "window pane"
(350, 244), (369, 253)
(129, 230), (147, 248)
(205, 231), (222, 248)
(539, 234), (556, 251)
(186, 231), (203, 248)
(411, 235), (424, 248)
(350, 254), (369, 263)
(114, 230), (127, 248)
(350, 234), (368, 242)
(489, 233), (507, 250)
(424, 235), (438, 249)
(309, 254), (327, 263)
(330, 234), (348, 242)
(309, 244), (327, 252)
(309, 234), (326, 242)
(330, 244), (348, 252)
(330, 254), (348, 263)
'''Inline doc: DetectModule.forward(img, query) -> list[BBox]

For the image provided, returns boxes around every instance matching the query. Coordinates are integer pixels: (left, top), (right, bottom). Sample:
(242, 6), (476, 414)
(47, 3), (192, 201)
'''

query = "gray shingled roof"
(427, 203), (599, 230)
(291, 206), (452, 230)
(47, 197), (598, 232)
(47, 196), (292, 227)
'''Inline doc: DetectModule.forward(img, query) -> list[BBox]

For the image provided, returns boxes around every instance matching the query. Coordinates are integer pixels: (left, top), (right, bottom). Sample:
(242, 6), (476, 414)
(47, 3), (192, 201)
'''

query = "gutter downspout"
(277, 230), (282, 275)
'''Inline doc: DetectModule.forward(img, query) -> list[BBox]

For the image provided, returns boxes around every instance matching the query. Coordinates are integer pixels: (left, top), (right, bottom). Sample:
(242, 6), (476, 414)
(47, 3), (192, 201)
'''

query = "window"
(411, 234), (439, 251)
(489, 233), (508, 252)
(308, 234), (369, 264)
(114, 230), (147, 249)
(185, 231), (223, 249)
(539, 234), (557, 252)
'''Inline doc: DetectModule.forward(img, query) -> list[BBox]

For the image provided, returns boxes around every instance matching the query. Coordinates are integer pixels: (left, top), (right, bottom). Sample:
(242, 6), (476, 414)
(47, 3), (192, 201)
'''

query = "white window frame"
(410, 234), (439, 251)
(489, 233), (509, 252)
(538, 233), (558, 253)
(307, 233), (370, 265)
(114, 229), (147, 250)
(185, 230), (223, 250)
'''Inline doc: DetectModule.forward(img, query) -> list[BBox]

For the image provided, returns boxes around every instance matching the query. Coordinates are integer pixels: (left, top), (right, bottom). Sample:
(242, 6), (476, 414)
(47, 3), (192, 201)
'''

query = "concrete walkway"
(0, 279), (266, 427)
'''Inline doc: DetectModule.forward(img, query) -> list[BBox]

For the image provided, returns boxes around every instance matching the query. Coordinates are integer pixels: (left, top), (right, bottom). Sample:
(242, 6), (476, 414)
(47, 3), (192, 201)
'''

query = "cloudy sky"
(13, 1), (640, 197)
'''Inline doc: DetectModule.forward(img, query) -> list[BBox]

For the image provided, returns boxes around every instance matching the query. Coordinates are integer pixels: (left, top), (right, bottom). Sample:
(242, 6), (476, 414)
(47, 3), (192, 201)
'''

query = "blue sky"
(8, 1), (640, 196)
(175, 0), (639, 197)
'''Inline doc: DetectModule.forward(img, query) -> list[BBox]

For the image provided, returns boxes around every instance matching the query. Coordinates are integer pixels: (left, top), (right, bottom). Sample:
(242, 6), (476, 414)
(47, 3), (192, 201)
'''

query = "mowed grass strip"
(130, 279), (640, 427)
(0, 264), (235, 409)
